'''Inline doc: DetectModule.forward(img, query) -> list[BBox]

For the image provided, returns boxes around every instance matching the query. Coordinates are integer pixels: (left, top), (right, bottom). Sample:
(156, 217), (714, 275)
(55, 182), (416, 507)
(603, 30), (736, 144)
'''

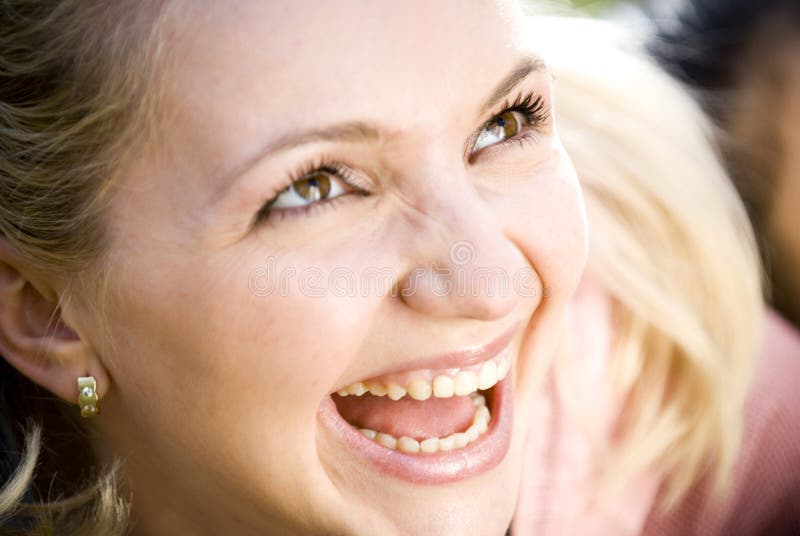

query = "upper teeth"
(336, 355), (510, 400)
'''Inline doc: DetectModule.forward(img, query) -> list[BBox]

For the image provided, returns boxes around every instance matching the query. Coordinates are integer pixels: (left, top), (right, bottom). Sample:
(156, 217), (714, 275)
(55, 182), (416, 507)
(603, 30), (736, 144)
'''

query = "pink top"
(512, 283), (800, 535)
(643, 310), (800, 535)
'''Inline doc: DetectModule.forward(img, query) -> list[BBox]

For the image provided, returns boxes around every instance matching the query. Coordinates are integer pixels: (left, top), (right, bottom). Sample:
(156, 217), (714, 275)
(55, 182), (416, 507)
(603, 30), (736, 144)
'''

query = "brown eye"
(292, 173), (332, 202)
(495, 111), (522, 139)
(271, 171), (347, 209)
(472, 110), (525, 152)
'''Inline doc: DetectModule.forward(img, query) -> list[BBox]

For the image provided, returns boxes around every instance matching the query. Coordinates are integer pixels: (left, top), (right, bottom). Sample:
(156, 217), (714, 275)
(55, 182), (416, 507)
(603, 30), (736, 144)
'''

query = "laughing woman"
(0, 2), (797, 535)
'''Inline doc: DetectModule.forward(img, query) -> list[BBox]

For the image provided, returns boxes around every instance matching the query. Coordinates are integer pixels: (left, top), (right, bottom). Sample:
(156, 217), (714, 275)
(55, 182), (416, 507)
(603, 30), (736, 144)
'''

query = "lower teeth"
(355, 392), (491, 454)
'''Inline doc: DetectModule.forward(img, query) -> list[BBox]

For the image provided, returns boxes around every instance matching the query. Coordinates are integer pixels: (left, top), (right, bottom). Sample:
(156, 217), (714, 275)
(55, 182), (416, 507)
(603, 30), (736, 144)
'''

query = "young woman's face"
(86, 1), (588, 534)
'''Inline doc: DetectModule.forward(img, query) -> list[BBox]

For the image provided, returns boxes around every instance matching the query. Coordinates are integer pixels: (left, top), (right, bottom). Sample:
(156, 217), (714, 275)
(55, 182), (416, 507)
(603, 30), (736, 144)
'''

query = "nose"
(396, 174), (529, 321)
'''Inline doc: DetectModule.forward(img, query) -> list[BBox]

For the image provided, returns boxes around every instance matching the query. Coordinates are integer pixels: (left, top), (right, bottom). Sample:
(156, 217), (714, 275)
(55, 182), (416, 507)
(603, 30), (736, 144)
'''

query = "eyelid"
(465, 89), (551, 161)
(253, 159), (369, 225)
(259, 190), (362, 225)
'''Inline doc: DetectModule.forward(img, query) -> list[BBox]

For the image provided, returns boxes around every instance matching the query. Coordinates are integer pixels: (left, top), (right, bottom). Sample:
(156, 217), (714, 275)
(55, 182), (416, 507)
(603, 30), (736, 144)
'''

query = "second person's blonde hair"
(533, 16), (764, 511)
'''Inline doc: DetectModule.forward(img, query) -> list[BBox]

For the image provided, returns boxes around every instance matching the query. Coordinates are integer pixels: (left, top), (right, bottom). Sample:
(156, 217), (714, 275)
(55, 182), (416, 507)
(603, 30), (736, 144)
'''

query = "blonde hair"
(0, 427), (129, 536)
(0, 1), (176, 533)
(537, 17), (764, 511)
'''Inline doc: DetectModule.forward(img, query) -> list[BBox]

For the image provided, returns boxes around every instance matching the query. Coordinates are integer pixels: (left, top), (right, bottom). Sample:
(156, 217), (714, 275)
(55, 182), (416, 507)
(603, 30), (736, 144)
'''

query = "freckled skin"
(73, 1), (589, 534)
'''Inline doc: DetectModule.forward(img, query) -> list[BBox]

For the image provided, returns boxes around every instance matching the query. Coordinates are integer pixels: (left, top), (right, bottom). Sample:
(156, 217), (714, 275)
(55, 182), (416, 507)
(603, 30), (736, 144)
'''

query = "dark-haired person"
(650, 0), (800, 328)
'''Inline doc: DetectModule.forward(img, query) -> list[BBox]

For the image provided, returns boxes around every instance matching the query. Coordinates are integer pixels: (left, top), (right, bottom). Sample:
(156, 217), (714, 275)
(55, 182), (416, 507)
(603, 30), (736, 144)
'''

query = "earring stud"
(77, 376), (100, 418)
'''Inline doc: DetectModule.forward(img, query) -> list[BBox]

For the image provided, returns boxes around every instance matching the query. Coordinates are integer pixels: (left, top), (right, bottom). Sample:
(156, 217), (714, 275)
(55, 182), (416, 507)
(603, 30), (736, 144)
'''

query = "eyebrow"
(214, 55), (546, 201)
(251, 121), (381, 159)
(479, 55), (547, 115)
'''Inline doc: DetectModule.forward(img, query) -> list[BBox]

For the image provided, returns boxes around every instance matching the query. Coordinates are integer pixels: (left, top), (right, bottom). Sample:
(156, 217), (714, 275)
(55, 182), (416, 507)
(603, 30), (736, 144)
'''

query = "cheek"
(94, 249), (385, 526)
(495, 150), (588, 305)
(491, 149), (588, 395)
(100, 250), (373, 476)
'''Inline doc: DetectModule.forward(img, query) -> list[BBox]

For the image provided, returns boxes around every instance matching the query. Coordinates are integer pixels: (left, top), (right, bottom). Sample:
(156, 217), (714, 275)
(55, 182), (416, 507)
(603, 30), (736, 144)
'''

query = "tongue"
(333, 393), (476, 440)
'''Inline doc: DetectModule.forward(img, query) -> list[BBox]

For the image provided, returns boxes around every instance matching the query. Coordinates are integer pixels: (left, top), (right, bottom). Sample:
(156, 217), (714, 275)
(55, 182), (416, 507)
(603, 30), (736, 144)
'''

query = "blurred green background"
(555, 0), (644, 16)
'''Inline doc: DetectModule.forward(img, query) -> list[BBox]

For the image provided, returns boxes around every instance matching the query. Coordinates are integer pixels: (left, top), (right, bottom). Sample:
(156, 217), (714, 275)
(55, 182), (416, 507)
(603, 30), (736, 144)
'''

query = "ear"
(0, 238), (109, 405)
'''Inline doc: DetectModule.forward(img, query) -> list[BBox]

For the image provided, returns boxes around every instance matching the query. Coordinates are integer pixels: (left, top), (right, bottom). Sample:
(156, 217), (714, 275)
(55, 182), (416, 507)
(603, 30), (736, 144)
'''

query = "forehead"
(133, 0), (544, 212)
(165, 1), (531, 129)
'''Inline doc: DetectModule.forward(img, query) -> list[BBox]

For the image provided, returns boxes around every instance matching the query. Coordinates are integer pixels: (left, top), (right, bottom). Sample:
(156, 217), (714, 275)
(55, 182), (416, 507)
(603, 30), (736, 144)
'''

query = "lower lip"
(317, 371), (514, 485)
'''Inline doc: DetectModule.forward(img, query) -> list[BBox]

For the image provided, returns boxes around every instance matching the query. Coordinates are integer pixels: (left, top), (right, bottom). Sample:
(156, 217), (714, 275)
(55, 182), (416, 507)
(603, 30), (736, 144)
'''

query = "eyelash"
(467, 91), (549, 162)
(255, 89), (549, 224)
(254, 159), (366, 224)
(498, 91), (549, 131)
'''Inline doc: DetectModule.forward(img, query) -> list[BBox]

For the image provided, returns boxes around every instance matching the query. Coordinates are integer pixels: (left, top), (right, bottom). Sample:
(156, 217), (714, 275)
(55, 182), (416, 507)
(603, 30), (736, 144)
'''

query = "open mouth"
(319, 327), (517, 484)
(332, 354), (509, 454)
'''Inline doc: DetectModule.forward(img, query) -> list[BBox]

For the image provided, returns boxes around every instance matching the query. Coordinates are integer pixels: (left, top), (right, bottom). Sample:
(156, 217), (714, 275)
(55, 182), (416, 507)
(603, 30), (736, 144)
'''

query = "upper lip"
(332, 321), (519, 392)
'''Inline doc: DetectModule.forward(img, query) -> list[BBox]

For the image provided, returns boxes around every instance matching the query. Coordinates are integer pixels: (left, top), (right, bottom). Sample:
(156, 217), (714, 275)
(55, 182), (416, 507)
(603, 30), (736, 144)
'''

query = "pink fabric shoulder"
(643, 310), (800, 535)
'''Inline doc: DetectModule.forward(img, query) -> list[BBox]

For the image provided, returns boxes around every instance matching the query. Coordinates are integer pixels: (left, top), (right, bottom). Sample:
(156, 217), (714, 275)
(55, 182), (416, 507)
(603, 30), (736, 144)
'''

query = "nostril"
(398, 264), (521, 321)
